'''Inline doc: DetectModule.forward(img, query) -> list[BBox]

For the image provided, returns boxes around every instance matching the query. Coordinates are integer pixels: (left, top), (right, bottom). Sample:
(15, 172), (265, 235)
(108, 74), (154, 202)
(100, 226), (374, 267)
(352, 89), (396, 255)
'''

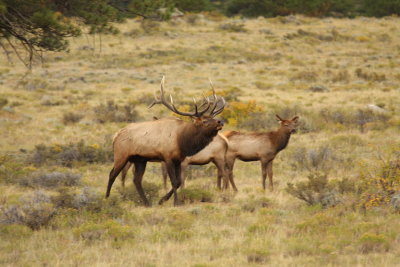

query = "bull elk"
(120, 133), (230, 190)
(106, 77), (226, 206)
(223, 115), (299, 191)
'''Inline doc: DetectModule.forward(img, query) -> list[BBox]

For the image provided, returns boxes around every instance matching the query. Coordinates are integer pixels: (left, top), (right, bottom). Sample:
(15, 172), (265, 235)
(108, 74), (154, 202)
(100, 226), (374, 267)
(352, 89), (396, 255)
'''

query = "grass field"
(1, 14), (400, 266)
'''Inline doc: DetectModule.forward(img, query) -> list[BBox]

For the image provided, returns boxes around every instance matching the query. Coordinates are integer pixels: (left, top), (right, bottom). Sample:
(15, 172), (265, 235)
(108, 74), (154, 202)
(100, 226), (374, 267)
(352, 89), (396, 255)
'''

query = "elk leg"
(161, 162), (168, 190)
(213, 158), (226, 190)
(180, 161), (188, 189)
(225, 156), (238, 191)
(267, 160), (274, 191)
(159, 160), (180, 205)
(133, 161), (150, 206)
(173, 162), (182, 206)
(261, 161), (268, 190)
(120, 162), (132, 188)
(106, 159), (128, 198)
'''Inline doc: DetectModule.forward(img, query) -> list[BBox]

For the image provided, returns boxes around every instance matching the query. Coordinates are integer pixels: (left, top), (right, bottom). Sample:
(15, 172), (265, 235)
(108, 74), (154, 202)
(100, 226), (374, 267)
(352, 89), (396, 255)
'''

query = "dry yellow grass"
(1, 14), (400, 266)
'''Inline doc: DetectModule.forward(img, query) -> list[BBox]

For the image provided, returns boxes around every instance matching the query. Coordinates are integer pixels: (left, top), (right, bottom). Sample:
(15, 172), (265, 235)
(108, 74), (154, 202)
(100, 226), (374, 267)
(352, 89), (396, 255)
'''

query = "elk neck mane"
(267, 127), (293, 152)
(178, 122), (218, 157)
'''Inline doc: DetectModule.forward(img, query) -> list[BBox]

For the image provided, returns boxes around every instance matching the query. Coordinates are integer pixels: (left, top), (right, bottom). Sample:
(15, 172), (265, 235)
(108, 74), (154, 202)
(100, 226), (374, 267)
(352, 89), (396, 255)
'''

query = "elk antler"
(149, 76), (214, 118)
(207, 79), (226, 118)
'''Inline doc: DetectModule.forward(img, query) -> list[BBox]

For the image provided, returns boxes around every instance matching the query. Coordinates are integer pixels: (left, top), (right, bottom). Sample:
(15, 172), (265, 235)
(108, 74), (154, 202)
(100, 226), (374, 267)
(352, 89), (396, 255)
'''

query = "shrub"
(237, 111), (274, 131)
(1, 191), (56, 230)
(93, 100), (140, 123)
(0, 97), (8, 108)
(286, 172), (341, 208)
(62, 112), (84, 124)
(290, 71), (318, 82)
(0, 224), (33, 239)
(247, 251), (270, 264)
(174, 0), (212, 12)
(29, 140), (113, 167)
(355, 68), (386, 82)
(359, 156), (400, 210)
(18, 171), (81, 188)
(221, 100), (264, 127)
(217, 87), (243, 102)
(118, 182), (161, 206)
(218, 21), (248, 32)
(0, 154), (30, 185)
(73, 220), (135, 243)
(351, 109), (390, 133)
(289, 145), (337, 172)
(241, 197), (271, 212)
(179, 187), (214, 203)
(358, 233), (390, 253)
(140, 20), (161, 34)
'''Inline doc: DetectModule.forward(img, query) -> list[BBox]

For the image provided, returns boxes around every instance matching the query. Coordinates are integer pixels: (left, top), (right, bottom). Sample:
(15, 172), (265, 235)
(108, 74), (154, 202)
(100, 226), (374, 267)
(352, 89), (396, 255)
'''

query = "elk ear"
(292, 116), (299, 122)
(191, 117), (202, 125)
(276, 114), (284, 122)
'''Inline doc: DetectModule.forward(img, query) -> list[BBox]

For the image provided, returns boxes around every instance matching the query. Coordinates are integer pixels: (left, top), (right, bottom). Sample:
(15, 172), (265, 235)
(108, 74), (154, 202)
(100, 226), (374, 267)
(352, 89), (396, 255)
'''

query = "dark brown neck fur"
(267, 127), (292, 152)
(178, 124), (218, 157)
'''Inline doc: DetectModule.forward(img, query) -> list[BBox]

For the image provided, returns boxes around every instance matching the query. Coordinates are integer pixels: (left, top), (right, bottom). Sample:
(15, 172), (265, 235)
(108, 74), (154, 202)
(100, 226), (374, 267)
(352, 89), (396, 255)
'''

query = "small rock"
(309, 85), (330, 92)
(367, 104), (386, 113)
(259, 29), (273, 35)
(2, 106), (14, 113)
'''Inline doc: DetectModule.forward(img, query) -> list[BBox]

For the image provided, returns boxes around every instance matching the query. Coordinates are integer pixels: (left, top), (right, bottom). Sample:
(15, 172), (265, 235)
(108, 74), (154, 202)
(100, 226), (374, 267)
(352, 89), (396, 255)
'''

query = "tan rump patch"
(222, 131), (239, 138)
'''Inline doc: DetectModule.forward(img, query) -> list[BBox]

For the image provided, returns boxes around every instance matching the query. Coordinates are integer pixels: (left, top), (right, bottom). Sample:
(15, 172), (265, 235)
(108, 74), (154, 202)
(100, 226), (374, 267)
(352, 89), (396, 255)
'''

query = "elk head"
(149, 76), (226, 156)
(276, 115), (299, 133)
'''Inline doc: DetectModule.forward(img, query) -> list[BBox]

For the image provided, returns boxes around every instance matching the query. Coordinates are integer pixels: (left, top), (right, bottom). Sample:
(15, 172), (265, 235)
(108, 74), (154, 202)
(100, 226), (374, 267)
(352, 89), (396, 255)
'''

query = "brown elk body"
(223, 115), (299, 191)
(106, 77), (226, 206)
(120, 133), (230, 190)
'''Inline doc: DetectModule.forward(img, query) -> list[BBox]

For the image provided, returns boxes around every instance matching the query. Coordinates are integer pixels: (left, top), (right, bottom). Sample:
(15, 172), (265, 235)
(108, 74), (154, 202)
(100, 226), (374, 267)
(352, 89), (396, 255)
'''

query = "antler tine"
(210, 96), (226, 117)
(193, 97), (198, 114)
(150, 77), (223, 118)
(195, 97), (212, 117)
(207, 78), (221, 115)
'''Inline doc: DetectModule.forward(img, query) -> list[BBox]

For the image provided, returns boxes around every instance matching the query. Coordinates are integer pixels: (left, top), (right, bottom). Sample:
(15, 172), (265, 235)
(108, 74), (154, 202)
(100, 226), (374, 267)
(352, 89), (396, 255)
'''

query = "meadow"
(0, 14), (400, 266)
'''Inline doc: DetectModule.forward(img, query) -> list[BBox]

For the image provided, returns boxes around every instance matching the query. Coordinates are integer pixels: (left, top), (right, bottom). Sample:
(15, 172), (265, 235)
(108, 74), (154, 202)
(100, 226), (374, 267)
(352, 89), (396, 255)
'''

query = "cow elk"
(106, 77), (226, 206)
(223, 115), (299, 191)
(120, 133), (230, 190)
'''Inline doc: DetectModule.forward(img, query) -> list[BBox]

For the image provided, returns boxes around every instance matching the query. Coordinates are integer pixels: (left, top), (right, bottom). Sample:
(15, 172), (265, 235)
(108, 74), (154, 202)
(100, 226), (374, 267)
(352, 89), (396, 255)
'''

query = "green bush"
(0, 224), (33, 239)
(93, 100), (140, 123)
(52, 187), (124, 217)
(286, 172), (342, 208)
(118, 182), (161, 205)
(358, 233), (390, 253)
(179, 187), (214, 203)
(362, 0), (400, 17)
(174, 0), (212, 12)
(19, 171), (82, 188)
(359, 155), (400, 210)
(224, 0), (400, 18)
(62, 112), (84, 124)
(29, 140), (113, 167)
(1, 191), (56, 230)
(73, 220), (135, 243)
(0, 154), (30, 185)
